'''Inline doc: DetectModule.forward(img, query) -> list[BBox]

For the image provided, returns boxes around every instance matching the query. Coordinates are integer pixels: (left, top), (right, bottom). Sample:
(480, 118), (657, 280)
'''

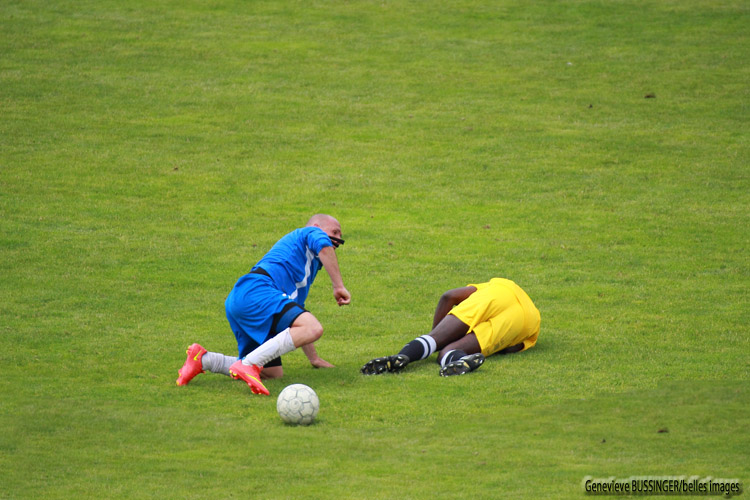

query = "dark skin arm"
(432, 286), (478, 329)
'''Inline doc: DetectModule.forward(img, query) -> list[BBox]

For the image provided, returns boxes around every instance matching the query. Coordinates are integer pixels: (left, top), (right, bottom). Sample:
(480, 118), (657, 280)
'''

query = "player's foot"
(229, 361), (270, 396)
(360, 354), (410, 375)
(439, 353), (485, 377)
(176, 343), (208, 386)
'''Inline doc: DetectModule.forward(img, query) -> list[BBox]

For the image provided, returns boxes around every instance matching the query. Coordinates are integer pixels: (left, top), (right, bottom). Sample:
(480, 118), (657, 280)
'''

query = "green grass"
(1, 0), (748, 498)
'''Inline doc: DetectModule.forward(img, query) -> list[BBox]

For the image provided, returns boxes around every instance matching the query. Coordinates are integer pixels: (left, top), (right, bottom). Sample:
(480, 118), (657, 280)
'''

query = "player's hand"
(310, 357), (335, 369)
(333, 285), (351, 306)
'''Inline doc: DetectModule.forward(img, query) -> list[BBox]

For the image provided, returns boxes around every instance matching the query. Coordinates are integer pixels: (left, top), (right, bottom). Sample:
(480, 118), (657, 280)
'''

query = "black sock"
(398, 335), (437, 361)
(439, 349), (467, 367)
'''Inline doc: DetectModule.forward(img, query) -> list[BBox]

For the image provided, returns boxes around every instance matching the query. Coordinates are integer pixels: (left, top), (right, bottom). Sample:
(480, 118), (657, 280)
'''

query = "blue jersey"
(249, 227), (333, 308)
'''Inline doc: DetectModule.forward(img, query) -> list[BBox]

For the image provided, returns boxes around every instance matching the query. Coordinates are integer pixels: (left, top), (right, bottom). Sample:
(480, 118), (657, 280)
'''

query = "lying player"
(361, 278), (540, 376)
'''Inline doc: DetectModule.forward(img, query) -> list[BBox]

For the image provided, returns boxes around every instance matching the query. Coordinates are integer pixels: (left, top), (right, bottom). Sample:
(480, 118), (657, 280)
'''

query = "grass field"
(1, 0), (748, 498)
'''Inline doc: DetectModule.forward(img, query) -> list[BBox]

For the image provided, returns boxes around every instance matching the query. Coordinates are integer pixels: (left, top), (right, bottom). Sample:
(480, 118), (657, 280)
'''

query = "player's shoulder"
(281, 226), (331, 251)
(301, 226), (332, 243)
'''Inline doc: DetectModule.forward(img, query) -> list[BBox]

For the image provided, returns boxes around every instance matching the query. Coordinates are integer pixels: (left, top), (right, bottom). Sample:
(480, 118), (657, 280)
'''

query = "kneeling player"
(176, 214), (351, 396)
(361, 278), (540, 376)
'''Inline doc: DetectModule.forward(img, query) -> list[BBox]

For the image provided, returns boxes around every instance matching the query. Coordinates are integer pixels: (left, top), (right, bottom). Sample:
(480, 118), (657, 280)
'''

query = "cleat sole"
(360, 354), (410, 375)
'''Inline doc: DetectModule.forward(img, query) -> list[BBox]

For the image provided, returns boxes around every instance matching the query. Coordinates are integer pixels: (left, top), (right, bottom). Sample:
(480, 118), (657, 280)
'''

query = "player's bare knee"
(309, 323), (324, 342)
(305, 314), (324, 341)
(292, 312), (324, 344)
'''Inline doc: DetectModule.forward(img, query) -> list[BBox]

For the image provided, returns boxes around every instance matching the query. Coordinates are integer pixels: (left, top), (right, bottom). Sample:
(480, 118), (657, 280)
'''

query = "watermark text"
(582, 476), (743, 497)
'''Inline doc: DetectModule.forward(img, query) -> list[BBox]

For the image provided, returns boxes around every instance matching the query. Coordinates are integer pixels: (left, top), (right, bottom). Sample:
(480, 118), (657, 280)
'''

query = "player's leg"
(230, 306), (317, 394)
(176, 343), (209, 386)
(441, 294), (527, 376)
(360, 353), (411, 375)
(226, 282), (312, 394)
(433, 289), (494, 377)
(177, 344), (284, 385)
(437, 282), (521, 376)
(241, 310), (320, 368)
(288, 311), (324, 347)
(176, 305), (250, 385)
(426, 314), (471, 349)
(176, 344), (257, 385)
(437, 333), (485, 376)
(437, 331), (482, 360)
(230, 310), (312, 395)
(498, 343), (525, 354)
(201, 351), (238, 376)
(234, 328), (284, 380)
(438, 336), (524, 377)
(225, 295), (278, 395)
(397, 314), (470, 362)
(360, 314), (470, 375)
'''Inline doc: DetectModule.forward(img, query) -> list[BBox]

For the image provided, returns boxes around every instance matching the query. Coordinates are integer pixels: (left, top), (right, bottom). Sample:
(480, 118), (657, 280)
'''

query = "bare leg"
(439, 338), (524, 361)
(243, 312), (322, 368)
(498, 342), (525, 354)
(288, 312), (324, 347)
(427, 314), (470, 350)
(361, 288), (473, 375)
(361, 314), (474, 376)
(435, 328), (486, 377)
(437, 332), (482, 361)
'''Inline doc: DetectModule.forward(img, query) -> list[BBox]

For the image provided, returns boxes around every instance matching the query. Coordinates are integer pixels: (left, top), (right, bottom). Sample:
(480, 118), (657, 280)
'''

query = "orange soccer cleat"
(176, 343), (208, 386)
(229, 361), (270, 396)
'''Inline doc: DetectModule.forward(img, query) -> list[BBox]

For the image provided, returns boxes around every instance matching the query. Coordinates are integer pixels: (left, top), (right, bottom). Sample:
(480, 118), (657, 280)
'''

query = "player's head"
(307, 214), (344, 248)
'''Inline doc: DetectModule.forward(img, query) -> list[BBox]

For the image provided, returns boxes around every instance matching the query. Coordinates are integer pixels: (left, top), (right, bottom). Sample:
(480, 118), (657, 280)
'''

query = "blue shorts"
(225, 272), (306, 366)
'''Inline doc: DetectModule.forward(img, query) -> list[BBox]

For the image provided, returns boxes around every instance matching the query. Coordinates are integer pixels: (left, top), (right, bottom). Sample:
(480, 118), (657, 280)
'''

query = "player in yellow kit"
(361, 278), (540, 376)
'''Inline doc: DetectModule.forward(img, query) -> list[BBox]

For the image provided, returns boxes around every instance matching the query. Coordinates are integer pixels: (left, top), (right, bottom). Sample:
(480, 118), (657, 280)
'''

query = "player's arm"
(432, 286), (477, 328)
(301, 343), (335, 369)
(318, 246), (351, 306)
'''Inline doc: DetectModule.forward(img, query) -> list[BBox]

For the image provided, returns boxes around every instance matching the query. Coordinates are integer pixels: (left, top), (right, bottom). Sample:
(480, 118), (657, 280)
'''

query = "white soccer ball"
(276, 384), (319, 425)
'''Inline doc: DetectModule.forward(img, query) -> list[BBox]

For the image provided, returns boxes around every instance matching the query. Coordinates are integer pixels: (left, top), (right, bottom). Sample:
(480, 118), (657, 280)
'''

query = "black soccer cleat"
(360, 354), (410, 375)
(439, 353), (485, 377)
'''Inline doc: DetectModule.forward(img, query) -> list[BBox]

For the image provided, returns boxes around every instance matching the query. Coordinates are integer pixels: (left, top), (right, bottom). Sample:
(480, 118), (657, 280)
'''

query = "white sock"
(201, 352), (236, 376)
(417, 335), (438, 360)
(439, 349), (468, 367)
(399, 335), (437, 361)
(242, 328), (296, 367)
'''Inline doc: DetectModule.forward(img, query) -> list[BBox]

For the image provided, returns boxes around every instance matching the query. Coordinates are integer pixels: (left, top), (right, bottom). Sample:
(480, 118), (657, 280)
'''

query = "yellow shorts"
(449, 278), (541, 357)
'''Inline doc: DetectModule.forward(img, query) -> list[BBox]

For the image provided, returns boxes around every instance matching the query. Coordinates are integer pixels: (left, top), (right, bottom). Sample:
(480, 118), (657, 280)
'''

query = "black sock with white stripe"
(398, 335), (437, 361)
(439, 349), (468, 367)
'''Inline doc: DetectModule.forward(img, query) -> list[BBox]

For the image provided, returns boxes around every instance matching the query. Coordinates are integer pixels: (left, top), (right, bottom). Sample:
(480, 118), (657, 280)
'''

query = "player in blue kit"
(176, 214), (351, 396)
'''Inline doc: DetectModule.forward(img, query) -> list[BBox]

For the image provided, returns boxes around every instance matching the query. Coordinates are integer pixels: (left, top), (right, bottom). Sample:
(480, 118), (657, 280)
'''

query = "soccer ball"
(276, 384), (319, 425)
